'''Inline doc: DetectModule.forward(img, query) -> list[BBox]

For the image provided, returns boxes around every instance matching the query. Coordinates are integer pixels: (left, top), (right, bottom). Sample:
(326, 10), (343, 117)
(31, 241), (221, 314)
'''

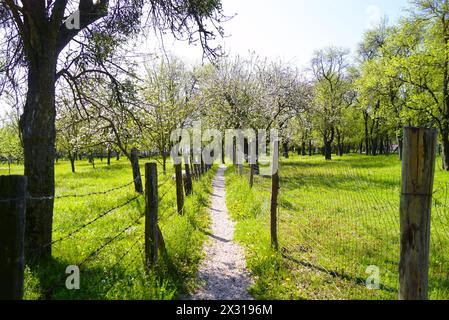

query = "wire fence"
(0, 153), (218, 301)
(0, 169), (178, 298)
(239, 156), (449, 300)
(273, 160), (449, 300)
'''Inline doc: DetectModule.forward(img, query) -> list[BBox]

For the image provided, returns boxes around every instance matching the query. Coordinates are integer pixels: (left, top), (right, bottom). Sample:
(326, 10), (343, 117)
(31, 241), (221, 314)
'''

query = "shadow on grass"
(429, 276), (449, 299)
(26, 255), (114, 300)
(281, 252), (397, 294)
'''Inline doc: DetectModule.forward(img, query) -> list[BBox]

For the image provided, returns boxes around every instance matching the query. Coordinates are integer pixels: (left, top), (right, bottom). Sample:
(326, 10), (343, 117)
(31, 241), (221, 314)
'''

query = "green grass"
(225, 153), (449, 300)
(1, 158), (215, 300)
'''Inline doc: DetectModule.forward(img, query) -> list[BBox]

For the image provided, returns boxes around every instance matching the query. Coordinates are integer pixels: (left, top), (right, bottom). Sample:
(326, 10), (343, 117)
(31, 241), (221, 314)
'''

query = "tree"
(73, 70), (147, 192)
(199, 55), (311, 163)
(199, 55), (260, 164)
(141, 56), (198, 175)
(311, 47), (350, 160)
(357, 20), (405, 158)
(0, 0), (227, 259)
(257, 60), (312, 151)
(55, 91), (95, 174)
(383, 0), (449, 169)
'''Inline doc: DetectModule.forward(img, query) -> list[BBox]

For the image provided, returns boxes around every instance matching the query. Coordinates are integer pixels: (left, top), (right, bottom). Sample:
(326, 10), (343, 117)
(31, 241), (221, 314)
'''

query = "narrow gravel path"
(191, 165), (253, 300)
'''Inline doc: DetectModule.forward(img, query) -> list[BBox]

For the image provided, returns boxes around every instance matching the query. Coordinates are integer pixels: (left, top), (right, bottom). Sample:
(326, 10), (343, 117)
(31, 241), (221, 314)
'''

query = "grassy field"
(225, 153), (449, 300)
(1, 158), (215, 300)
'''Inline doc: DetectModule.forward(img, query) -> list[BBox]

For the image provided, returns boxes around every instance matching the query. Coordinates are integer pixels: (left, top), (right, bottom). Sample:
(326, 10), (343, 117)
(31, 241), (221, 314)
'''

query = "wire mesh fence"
(240, 155), (449, 300)
(277, 159), (448, 300)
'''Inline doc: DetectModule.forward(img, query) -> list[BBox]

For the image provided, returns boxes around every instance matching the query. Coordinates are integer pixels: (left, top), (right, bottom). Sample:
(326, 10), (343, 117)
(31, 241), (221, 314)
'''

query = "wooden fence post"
(270, 140), (280, 251)
(399, 127), (437, 300)
(184, 155), (193, 196)
(249, 164), (255, 188)
(196, 164), (201, 179)
(131, 148), (143, 194)
(0, 175), (27, 300)
(145, 163), (158, 271)
(174, 163), (185, 214)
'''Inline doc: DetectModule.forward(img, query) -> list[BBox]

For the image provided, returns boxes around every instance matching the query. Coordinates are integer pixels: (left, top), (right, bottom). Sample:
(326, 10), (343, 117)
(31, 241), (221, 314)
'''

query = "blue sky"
(159, 0), (410, 68)
(0, 1), (411, 117)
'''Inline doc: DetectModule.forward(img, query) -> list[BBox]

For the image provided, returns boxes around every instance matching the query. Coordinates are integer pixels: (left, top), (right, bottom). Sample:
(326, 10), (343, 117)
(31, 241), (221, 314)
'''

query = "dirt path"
(191, 165), (253, 300)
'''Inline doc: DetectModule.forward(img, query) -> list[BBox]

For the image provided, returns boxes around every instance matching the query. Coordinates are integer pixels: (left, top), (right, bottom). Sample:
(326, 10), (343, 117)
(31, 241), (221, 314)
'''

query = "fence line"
(55, 178), (139, 199)
(44, 218), (143, 297)
(45, 195), (141, 249)
(101, 244), (146, 297)
(92, 238), (142, 288)
(0, 158), (213, 299)
(0, 177), (140, 203)
(238, 127), (447, 300)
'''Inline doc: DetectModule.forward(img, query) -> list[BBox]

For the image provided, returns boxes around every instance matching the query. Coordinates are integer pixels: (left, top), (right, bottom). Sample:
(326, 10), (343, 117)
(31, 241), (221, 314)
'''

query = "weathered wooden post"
(197, 163), (202, 178)
(399, 127), (437, 300)
(183, 155), (193, 196)
(0, 176), (27, 300)
(174, 164), (185, 214)
(190, 153), (196, 180)
(131, 147), (143, 194)
(145, 163), (158, 271)
(249, 164), (255, 188)
(270, 140), (280, 251)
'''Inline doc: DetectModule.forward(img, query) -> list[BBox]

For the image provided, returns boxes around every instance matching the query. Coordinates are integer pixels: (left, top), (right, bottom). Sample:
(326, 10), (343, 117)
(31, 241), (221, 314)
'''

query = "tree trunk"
(282, 142), (289, 159)
(301, 142), (306, 156)
(308, 140), (313, 156)
(244, 138), (249, 163)
(107, 149), (111, 166)
(371, 138), (378, 156)
(385, 138), (391, 155)
(335, 128), (341, 157)
(323, 127), (334, 161)
(162, 154), (167, 176)
(70, 155), (76, 174)
(371, 120), (380, 156)
(90, 154), (95, 169)
(21, 51), (57, 259)
(364, 112), (370, 156)
(130, 148), (143, 194)
(324, 141), (332, 161)
(441, 130), (449, 171)
(379, 137), (384, 155)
